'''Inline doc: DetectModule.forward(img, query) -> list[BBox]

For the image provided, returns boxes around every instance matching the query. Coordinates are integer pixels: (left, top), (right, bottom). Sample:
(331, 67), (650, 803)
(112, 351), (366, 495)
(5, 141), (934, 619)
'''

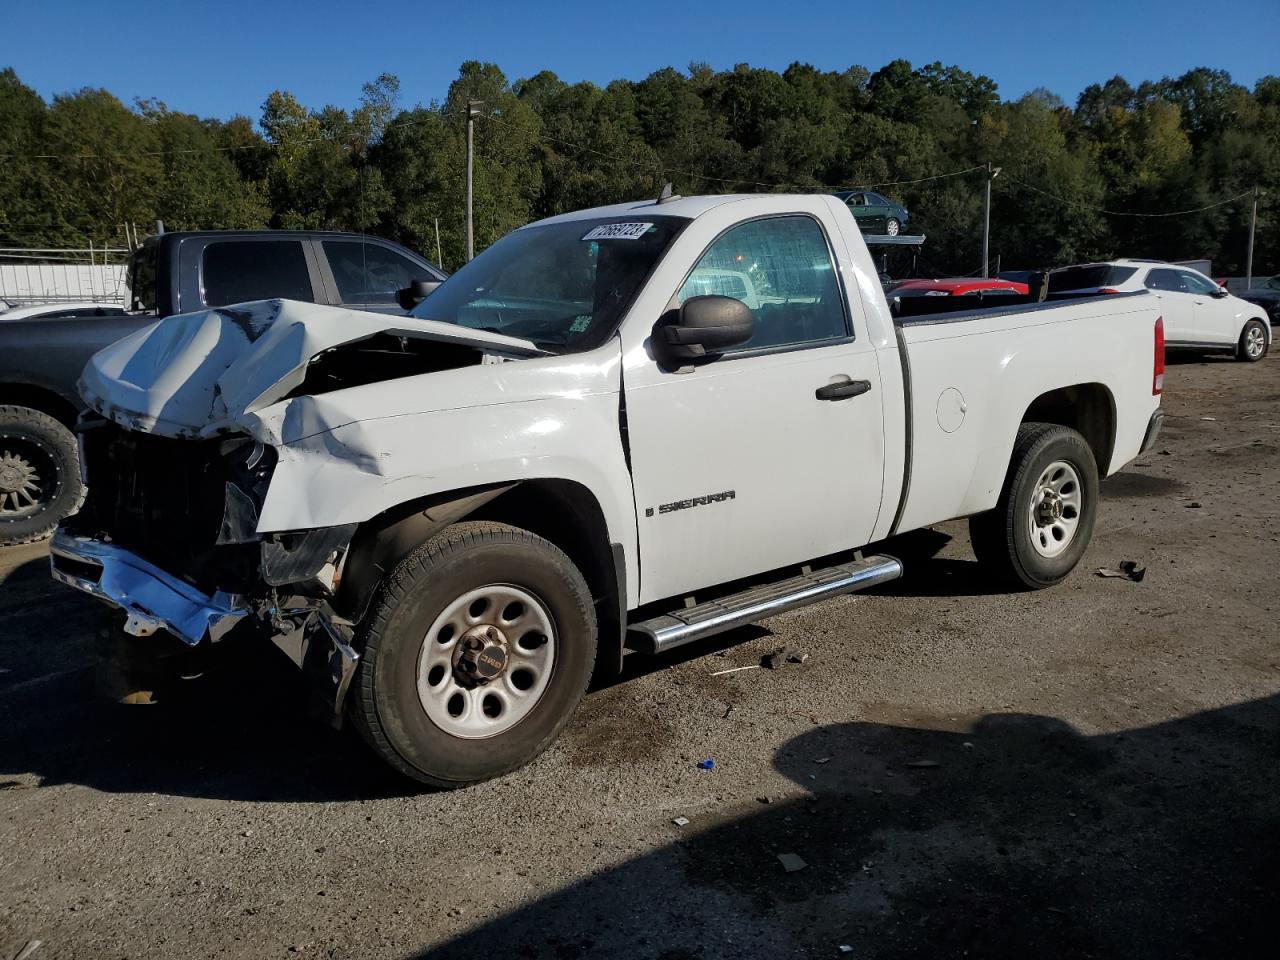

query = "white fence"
(0, 247), (130, 306)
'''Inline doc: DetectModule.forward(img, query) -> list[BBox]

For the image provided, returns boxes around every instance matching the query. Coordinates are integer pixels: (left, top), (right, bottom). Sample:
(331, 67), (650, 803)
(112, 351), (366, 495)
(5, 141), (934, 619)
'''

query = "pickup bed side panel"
(252, 341), (642, 606)
(895, 298), (1161, 534)
(0, 314), (159, 411)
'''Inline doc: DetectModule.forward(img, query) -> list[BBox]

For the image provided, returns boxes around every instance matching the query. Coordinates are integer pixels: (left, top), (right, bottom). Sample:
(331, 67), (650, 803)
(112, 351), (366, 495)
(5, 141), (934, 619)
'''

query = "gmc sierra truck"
(0, 230), (444, 545)
(51, 193), (1166, 787)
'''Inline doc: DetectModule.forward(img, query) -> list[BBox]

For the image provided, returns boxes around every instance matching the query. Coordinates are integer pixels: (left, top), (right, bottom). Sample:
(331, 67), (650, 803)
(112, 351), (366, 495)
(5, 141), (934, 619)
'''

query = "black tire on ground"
(885, 217), (901, 236)
(1236, 319), (1269, 362)
(350, 521), (597, 788)
(969, 422), (1099, 590)
(0, 404), (85, 546)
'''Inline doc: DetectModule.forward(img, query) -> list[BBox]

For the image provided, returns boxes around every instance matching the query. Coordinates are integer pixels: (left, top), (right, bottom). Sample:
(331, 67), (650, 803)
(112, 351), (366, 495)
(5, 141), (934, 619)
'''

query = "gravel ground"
(1, 353), (1278, 960)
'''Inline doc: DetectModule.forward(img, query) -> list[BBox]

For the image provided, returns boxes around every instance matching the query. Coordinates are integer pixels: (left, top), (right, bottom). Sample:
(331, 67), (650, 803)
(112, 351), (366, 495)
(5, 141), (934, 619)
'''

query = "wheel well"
(1021, 383), (1115, 474)
(472, 480), (622, 678)
(0, 384), (80, 427)
(336, 479), (624, 679)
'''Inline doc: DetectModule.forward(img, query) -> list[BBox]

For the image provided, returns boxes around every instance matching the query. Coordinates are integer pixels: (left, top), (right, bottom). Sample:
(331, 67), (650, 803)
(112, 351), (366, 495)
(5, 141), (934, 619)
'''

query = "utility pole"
(465, 100), (484, 262)
(1245, 187), (1259, 289)
(981, 163), (1001, 278)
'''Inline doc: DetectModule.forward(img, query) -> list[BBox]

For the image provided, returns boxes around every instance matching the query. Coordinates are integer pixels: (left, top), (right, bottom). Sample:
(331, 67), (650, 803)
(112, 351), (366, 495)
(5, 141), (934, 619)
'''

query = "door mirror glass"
(659, 295), (754, 361)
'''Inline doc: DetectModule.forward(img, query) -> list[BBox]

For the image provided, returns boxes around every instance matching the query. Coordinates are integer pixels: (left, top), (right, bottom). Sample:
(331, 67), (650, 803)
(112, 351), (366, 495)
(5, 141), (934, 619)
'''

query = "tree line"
(1, 60), (1276, 276)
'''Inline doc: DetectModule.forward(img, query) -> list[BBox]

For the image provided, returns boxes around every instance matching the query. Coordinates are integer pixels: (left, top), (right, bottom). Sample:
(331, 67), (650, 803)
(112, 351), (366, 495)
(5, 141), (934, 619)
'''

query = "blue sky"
(6, 0), (1278, 120)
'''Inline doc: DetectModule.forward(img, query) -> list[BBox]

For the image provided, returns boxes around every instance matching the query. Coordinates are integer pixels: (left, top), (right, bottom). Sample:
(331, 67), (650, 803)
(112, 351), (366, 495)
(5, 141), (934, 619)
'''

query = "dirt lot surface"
(2, 354), (1278, 960)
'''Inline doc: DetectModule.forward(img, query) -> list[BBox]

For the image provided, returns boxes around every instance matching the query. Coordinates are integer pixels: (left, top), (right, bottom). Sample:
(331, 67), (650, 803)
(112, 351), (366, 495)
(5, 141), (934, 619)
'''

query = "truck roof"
(529, 193), (795, 226)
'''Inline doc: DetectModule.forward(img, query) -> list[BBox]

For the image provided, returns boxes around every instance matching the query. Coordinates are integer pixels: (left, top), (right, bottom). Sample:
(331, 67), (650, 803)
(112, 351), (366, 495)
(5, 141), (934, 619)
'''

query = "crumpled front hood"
(79, 299), (542, 438)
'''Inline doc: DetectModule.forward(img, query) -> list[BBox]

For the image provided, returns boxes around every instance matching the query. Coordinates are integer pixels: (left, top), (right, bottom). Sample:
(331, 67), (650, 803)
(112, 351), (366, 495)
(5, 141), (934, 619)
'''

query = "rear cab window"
(201, 240), (314, 308)
(128, 240), (158, 312)
(1048, 265), (1138, 292)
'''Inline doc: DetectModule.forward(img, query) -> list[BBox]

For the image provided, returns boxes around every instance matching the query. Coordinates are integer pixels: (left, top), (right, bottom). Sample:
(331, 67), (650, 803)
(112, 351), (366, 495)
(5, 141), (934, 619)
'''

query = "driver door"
(621, 211), (886, 604)
(1178, 269), (1234, 345)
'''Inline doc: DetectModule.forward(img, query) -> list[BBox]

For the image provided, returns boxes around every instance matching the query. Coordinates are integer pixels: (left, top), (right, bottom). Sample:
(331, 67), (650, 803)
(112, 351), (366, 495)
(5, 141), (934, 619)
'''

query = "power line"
(860, 166), (985, 189)
(1006, 175), (1253, 218)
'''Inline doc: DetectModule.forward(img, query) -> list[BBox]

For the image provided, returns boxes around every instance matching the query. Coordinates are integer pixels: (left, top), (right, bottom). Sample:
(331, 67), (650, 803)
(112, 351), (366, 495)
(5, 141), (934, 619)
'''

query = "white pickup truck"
(52, 193), (1166, 787)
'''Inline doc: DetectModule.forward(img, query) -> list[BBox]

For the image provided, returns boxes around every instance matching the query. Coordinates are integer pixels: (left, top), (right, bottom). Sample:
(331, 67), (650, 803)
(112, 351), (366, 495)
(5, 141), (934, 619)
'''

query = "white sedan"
(1049, 259), (1271, 361)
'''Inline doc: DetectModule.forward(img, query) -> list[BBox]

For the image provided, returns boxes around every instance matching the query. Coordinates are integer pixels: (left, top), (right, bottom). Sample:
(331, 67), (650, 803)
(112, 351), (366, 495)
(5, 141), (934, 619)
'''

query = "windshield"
(409, 216), (687, 352)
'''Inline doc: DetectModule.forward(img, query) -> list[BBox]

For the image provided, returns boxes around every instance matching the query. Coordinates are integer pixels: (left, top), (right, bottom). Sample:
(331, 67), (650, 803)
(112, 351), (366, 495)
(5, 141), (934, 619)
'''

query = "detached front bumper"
(50, 529), (360, 724)
(49, 531), (249, 646)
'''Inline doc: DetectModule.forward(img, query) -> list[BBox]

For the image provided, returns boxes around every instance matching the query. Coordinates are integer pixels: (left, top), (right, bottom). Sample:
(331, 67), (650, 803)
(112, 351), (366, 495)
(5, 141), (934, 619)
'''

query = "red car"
(888, 278), (1029, 298)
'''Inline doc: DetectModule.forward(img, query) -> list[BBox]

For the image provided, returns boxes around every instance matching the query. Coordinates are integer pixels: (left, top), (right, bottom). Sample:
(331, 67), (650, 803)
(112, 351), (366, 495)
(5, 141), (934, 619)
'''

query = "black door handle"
(815, 379), (872, 401)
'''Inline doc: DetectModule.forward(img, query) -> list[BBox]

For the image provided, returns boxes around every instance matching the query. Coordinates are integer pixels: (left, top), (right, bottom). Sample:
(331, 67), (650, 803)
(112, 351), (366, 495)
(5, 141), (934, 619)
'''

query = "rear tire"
(1236, 319), (1268, 362)
(969, 423), (1099, 589)
(351, 521), (597, 788)
(885, 218), (901, 237)
(0, 405), (85, 546)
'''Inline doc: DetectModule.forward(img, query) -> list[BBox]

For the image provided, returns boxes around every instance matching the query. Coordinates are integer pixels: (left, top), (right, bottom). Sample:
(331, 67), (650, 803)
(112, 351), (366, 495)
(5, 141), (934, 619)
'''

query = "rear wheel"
(969, 423), (1099, 589)
(885, 217), (901, 237)
(0, 405), (85, 546)
(351, 521), (597, 788)
(1237, 319), (1268, 362)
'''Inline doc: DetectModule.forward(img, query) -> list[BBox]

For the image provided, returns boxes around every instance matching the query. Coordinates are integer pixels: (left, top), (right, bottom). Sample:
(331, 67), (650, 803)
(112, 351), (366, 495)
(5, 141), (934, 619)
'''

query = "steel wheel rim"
(1246, 327), (1264, 357)
(0, 434), (57, 521)
(1027, 460), (1082, 559)
(416, 584), (556, 739)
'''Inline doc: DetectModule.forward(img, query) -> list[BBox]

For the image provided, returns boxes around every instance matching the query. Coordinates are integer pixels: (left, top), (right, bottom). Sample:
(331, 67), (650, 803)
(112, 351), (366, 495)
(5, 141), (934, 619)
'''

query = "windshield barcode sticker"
(581, 222), (654, 241)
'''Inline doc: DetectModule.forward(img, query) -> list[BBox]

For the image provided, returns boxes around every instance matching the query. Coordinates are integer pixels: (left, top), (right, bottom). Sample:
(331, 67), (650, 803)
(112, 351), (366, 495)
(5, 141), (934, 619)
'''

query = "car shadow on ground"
(418, 693), (1280, 960)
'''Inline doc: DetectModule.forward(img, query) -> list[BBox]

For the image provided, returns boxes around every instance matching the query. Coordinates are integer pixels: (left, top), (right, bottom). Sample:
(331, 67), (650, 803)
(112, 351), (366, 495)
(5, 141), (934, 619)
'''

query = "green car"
(834, 190), (910, 236)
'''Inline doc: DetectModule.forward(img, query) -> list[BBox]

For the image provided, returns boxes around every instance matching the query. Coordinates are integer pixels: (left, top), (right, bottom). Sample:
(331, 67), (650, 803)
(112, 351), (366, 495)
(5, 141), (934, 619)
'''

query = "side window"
(677, 216), (848, 353)
(1179, 271), (1218, 296)
(1145, 269), (1179, 292)
(323, 240), (437, 305)
(848, 193), (867, 207)
(201, 240), (313, 307)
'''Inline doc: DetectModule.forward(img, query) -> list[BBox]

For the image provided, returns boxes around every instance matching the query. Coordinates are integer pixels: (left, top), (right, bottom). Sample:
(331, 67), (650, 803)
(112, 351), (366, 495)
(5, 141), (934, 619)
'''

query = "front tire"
(351, 521), (597, 788)
(969, 423), (1099, 589)
(0, 405), (85, 546)
(1237, 319), (1268, 362)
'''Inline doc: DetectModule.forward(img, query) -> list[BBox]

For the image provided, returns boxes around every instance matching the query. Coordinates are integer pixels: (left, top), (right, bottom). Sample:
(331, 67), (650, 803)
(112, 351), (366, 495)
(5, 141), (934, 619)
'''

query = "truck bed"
(892, 291), (1162, 534)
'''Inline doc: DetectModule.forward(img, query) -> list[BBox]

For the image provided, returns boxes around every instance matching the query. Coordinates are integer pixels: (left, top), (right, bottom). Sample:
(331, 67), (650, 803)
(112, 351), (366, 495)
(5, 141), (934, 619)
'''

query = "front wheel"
(969, 423), (1099, 589)
(1237, 319), (1268, 362)
(885, 217), (901, 237)
(0, 405), (85, 546)
(351, 521), (597, 788)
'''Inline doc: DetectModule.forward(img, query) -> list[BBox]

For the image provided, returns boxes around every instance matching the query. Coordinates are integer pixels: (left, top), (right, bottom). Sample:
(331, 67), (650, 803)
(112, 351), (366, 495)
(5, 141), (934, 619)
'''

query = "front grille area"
(67, 422), (275, 595)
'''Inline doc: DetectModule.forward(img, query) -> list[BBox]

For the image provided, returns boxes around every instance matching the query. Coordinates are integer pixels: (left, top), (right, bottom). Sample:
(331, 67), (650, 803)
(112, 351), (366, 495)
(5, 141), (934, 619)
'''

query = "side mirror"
(1212, 286), (1229, 298)
(660, 295), (754, 361)
(397, 279), (442, 310)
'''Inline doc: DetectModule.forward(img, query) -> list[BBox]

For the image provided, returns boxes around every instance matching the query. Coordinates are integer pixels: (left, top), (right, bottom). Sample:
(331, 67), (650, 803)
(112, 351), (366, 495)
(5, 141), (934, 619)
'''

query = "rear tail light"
(1153, 316), (1165, 396)
(1098, 287), (1120, 295)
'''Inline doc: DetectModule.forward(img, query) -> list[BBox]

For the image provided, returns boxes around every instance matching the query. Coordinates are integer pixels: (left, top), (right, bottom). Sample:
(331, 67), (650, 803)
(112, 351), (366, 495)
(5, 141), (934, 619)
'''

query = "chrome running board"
(627, 554), (902, 653)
